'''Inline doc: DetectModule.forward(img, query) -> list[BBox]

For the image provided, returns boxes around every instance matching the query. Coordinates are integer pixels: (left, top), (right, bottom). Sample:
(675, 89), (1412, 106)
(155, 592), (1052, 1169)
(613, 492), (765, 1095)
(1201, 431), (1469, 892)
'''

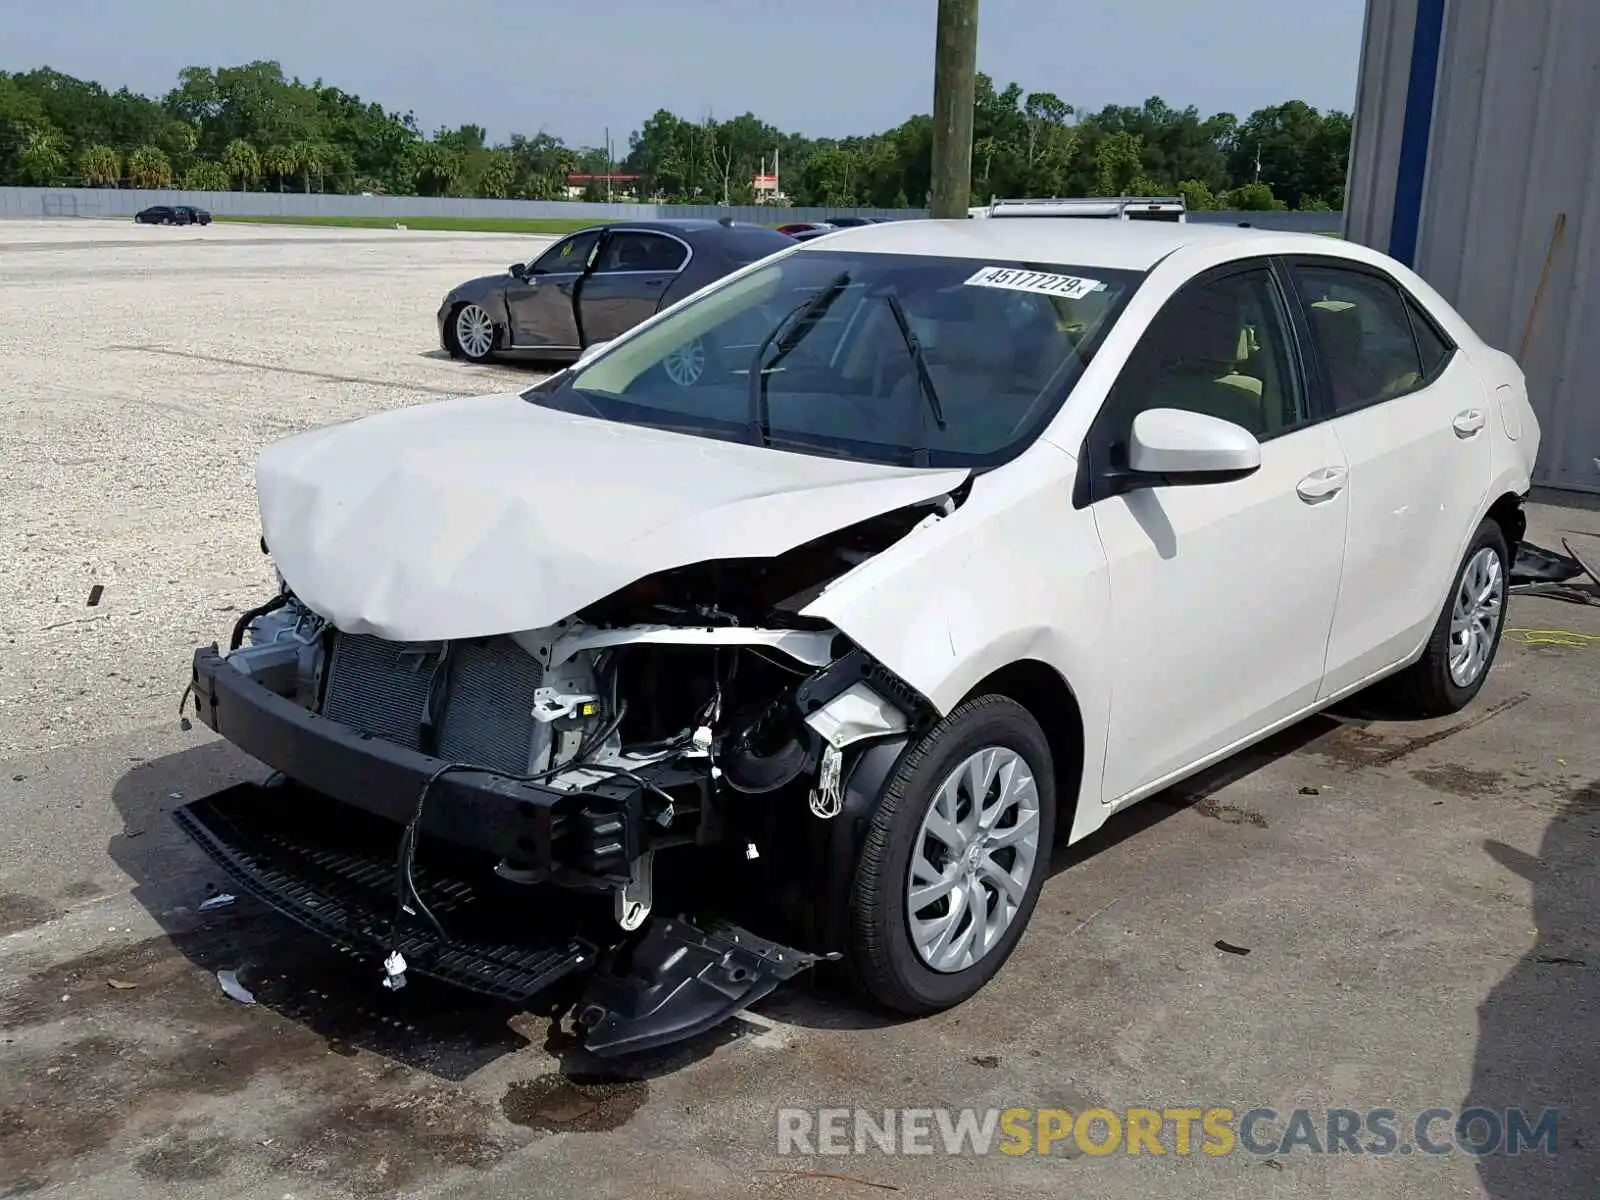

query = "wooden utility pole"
(929, 0), (980, 218)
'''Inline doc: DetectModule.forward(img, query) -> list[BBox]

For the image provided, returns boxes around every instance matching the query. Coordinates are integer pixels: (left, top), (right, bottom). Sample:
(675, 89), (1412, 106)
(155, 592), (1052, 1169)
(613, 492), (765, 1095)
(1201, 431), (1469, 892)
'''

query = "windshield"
(523, 250), (1142, 467)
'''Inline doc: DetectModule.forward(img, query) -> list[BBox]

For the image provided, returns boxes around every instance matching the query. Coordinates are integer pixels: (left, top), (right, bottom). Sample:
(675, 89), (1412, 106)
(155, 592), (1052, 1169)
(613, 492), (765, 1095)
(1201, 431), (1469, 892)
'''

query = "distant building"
(564, 173), (640, 201)
(752, 173), (786, 204)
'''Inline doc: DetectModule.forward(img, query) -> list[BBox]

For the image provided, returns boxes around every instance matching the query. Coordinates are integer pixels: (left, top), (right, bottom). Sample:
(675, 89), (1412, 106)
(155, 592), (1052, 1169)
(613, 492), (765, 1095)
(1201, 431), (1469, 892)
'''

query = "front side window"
(532, 231), (600, 275)
(1292, 265), (1436, 412)
(1097, 266), (1308, 449)
(523, 251), (1142, 467)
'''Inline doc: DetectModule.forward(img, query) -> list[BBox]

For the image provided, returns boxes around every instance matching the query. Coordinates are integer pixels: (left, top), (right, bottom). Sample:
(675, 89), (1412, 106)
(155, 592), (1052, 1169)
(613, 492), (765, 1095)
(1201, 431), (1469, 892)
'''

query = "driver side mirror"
(576, 340), (611, 365)
(1107, 407), (1261, 493)
(508, 262), (528, 279)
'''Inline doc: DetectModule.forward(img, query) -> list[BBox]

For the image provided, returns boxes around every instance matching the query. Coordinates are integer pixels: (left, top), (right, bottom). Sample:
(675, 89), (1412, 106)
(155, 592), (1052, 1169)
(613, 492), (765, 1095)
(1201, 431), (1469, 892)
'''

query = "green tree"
(76, 143), (121, 187)
(288, 139), (328, 192)
(1175, 178), (1219, 211)
(182, 160), (230, 190)
(126, 144), (172, 188)
(18, 125), (68, 184)
(261, 143), (295, 191)
(1225, 182), (1286, 211)
(222, 138), (259, 190)
(0, 61), (1354, 209)
(1092, 131), (1144, 196)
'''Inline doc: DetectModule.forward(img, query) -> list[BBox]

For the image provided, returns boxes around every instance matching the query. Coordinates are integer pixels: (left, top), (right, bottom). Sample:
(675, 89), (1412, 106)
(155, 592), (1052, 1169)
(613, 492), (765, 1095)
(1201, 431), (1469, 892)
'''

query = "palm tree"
(18, 127), (67, 185)
(77, 144), (121, 188)
(126, 145), (173, 189)
(289, 140), (328, 193)
(182, 161), (230, 191)
(222, 139), (260, 192)
(261, 145), (295, 192)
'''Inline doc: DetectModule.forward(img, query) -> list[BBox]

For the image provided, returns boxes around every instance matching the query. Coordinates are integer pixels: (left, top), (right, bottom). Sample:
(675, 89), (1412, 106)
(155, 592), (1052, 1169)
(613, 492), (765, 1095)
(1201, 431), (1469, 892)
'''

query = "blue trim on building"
(1389, 0), (1448, 266)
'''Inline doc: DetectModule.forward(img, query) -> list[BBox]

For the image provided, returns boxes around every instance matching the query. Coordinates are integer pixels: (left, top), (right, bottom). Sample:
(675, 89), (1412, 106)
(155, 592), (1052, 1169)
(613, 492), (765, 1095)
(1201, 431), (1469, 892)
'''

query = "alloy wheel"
(454, 304), (495, 360)
(906, 746), (1042, 973)
(1448, 545), (1504, 687)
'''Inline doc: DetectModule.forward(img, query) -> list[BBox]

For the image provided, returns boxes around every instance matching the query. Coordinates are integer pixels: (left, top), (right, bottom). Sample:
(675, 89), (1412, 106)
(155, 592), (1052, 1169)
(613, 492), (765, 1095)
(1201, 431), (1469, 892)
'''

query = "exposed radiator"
(319, 633), (544, 775)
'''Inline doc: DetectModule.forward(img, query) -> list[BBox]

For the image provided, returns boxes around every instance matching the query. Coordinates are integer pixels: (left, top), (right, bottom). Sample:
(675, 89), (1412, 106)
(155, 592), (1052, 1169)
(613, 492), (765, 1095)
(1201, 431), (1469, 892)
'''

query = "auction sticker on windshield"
(964, 266), (1106, 299)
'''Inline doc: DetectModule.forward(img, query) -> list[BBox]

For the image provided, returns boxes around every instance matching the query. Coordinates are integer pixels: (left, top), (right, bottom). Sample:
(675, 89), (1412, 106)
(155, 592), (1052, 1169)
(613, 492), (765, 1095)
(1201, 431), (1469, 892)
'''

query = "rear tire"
(1384, 518), (1509, 717)
(848, 695), (1056, 1015)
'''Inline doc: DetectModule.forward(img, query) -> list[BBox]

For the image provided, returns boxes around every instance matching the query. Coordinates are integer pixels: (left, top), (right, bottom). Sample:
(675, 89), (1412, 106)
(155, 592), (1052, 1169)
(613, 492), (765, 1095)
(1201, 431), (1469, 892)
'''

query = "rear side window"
(1405, 295), (1453, 380)
(1292, 265), (1439, 413)
(596, 231), (687, 273)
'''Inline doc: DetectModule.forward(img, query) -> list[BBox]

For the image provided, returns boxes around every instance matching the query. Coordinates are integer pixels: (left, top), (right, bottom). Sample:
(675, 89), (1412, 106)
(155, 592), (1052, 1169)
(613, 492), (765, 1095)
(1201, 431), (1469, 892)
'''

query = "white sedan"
(187, 217), (1539, 1049)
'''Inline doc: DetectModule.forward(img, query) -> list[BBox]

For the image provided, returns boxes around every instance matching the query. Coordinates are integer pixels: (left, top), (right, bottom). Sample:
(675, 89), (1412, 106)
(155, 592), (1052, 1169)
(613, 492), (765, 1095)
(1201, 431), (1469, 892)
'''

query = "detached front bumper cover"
(177, 646), (822, 1056)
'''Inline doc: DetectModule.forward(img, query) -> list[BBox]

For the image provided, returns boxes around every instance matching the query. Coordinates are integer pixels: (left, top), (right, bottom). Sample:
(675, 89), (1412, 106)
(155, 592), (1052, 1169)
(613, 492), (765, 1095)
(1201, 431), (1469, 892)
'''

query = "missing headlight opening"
(179, 495), (948, 1056)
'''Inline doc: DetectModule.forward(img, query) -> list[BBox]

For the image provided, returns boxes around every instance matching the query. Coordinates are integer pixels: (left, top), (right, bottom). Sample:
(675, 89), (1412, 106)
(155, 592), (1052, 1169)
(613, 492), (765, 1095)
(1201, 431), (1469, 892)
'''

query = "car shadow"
(1465, 780), (1598, 1196)
(104, 700), (1438, 1070)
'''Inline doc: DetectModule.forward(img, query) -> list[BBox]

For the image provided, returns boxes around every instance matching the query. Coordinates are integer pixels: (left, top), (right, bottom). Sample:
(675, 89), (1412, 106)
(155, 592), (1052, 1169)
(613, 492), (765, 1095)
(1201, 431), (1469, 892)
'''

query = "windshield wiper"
(881, 292), (947, 445)
(745, 272), (851, 446)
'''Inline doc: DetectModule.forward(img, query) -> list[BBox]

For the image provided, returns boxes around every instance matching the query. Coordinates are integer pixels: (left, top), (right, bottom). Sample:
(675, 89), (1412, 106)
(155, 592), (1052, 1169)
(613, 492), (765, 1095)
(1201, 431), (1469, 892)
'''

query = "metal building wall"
(1345, 0), (1600, 493)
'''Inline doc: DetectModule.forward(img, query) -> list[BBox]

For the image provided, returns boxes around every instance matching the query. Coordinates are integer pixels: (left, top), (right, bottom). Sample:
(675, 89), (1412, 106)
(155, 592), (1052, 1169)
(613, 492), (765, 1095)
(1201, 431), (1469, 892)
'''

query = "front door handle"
(1296, 466), (1348, 503)
(1453, 408), (1487, 437)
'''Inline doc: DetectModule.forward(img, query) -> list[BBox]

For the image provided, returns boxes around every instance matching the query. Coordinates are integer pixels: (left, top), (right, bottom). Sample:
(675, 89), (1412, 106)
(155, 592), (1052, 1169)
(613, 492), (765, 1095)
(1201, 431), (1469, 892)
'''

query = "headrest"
(1309, 300), (1362, 361)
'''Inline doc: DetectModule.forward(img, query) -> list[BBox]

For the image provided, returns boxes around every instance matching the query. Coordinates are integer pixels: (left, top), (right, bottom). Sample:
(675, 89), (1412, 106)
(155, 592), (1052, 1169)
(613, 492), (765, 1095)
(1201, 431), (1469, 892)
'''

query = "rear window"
(722, 227), (800, 263)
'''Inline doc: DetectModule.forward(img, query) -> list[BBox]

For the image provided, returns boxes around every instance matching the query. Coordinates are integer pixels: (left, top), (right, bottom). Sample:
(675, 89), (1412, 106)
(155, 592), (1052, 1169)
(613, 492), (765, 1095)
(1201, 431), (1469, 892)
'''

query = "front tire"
(1386, 518), (1510, 717)
(848, 695), (1056, 1015)
(450, 303), (497, 363)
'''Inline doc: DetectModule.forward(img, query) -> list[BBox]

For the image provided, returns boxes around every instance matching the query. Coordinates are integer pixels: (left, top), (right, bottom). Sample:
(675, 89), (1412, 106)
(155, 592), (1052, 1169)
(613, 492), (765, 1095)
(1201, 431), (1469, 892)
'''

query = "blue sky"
(1, 0), (1367, 147)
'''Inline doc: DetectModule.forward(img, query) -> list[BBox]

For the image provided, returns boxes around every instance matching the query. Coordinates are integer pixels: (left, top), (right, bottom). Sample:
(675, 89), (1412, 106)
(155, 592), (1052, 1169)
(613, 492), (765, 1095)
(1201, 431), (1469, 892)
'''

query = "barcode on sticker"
(964, 266), (1105, 299)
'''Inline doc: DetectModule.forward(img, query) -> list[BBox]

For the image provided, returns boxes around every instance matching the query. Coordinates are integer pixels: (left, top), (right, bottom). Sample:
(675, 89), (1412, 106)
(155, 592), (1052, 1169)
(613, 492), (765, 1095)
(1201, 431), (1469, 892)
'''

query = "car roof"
(580, 218), (786, 239)
(790, 217), (1348, 272)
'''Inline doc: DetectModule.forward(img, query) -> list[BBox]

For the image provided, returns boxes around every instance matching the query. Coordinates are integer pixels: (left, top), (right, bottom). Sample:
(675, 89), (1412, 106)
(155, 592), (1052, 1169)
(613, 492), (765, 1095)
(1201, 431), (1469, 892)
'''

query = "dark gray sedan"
(437, 219), (797, 364)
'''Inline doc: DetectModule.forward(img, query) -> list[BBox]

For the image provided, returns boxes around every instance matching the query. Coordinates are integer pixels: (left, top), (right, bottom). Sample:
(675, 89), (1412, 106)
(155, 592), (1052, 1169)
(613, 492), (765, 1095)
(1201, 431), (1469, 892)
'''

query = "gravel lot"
(0, 219), (553, 757)
(0, 219), (1595, 1199)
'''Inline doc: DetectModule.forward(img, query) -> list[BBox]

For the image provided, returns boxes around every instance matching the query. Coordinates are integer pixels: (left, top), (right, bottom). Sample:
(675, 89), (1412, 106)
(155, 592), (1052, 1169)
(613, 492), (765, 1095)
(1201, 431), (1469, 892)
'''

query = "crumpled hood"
(256, 392), (968, 641)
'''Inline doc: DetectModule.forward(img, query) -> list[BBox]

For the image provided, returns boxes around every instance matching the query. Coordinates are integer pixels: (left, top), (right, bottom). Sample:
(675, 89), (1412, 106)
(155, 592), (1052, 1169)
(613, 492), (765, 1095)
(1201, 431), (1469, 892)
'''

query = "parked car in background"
(180, 217), (1537, 1055)
(787, 226), (843, 242)
(134, 204), (211, 226)
(775, 221), (835, 235)
(439, 218), (797, 364)
(820, 215), (877, 227)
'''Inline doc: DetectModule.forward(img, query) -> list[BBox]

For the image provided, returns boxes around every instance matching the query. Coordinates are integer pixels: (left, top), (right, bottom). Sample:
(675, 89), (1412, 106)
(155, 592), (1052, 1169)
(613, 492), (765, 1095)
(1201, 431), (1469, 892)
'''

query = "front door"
(578, 230), (688, 342)
(504, 230), (600, 351)
(1283, 257), (1495, 696)
(1084, 261), (1349, 802)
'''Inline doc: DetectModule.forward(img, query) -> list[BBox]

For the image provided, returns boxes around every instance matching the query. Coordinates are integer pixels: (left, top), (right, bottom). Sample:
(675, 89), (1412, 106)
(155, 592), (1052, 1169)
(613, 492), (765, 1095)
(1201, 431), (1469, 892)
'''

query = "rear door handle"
(1296, 466), (1348, 503)
(1453, 408), (1487, 437)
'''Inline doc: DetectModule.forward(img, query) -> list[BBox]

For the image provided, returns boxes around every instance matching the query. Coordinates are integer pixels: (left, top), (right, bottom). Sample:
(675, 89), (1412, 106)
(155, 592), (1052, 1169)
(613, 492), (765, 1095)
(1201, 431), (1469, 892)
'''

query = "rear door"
(577, 230), (690, 342)
(504, 230), (600, 351)
(1282, 257), (1491, 697)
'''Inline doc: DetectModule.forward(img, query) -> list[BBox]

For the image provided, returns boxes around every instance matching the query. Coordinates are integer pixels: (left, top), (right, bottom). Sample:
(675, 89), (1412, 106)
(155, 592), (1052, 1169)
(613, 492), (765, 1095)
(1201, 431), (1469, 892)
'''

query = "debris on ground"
(198, 892), (236, 911)
(86, 584), (104, 607)
(1214, 940), (1252, 956)
(1299, 786), (1320, 796)
(107, 979), (139, 990)
(217, 969), (255, 1005)
(1510, 538), (1600, 607)
(969, 1054), (1000, 1069)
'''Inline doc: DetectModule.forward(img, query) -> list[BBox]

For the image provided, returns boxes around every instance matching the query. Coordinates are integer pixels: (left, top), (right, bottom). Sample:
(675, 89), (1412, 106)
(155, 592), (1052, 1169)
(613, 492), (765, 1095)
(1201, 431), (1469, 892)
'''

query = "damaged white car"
(179, 219), (1539, 1055)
